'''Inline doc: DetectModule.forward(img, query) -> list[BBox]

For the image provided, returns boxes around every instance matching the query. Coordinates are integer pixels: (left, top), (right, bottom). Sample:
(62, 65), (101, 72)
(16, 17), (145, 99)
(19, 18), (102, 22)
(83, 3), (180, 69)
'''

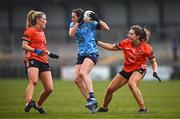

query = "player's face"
(71, 12), (78, 23)
(128, 30), (139, 42)
(38, 14), (47, 29)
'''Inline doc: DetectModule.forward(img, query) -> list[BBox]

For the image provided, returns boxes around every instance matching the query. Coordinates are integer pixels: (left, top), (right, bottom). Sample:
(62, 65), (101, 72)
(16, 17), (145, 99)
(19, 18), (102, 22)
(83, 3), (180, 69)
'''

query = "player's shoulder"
(141, 41), (153, 51)
(24, 27), (35, 34)
(142, 40), (152, 47)
(123, 38), (130, 42)
(120, 38), (130, 44)
(25, 27), (36, 31)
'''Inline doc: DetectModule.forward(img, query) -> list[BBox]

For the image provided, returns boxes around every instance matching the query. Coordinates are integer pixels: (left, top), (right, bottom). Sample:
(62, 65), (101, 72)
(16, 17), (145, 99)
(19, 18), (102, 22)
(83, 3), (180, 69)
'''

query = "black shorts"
(24, 59), (50, 73)
(119, 69), (146, 80)
(76, 53), (99, 65)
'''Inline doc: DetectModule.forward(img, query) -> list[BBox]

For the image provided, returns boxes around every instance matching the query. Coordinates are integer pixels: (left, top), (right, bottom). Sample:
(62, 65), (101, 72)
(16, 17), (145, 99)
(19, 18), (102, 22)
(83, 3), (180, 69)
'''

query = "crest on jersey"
(138, 50), (142, 55)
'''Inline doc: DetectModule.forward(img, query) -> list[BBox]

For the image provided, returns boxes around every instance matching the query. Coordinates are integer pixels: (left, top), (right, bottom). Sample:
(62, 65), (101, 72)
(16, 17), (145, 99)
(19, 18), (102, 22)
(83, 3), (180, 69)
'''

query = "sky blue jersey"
(70, 22), (99, 56)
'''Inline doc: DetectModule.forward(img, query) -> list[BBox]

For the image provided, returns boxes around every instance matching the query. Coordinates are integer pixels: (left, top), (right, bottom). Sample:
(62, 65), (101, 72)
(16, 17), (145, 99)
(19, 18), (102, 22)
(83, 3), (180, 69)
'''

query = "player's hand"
(153, 72), (161, 82)
(77, 14), (84, 24)
(46, 51), (59, 59)
(89, 12), (100, 22)
(33, 49), (44, 56)
(48, 52), (59, 59)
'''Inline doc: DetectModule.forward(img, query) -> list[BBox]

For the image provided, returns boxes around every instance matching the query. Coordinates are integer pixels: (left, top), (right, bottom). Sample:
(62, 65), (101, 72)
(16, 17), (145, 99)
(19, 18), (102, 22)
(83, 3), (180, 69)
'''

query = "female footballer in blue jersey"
(69, 8), (110, 113)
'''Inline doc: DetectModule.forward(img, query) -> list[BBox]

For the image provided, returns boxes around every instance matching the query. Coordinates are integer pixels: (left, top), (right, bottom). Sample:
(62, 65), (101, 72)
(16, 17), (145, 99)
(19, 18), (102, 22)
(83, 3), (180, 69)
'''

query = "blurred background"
(0, 0), (179, 80)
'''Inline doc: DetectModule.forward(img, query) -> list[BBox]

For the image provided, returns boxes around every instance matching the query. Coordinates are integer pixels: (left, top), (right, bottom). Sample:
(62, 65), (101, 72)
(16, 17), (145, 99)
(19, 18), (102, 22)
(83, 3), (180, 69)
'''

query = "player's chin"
(129, 38), (135, 42)
(42, 25), (46, 29)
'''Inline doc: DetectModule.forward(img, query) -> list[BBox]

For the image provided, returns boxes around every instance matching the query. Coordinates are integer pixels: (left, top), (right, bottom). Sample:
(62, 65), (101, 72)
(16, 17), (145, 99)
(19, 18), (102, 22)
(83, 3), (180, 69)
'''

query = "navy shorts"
(76, 53), (99, 65)
(24, 59), (50, 73)
(119, 69), (146, 80)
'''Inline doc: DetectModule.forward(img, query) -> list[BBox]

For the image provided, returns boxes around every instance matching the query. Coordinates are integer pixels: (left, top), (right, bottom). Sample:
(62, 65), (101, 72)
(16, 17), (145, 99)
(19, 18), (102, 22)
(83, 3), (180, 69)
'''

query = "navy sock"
(89, 92), (95, 98)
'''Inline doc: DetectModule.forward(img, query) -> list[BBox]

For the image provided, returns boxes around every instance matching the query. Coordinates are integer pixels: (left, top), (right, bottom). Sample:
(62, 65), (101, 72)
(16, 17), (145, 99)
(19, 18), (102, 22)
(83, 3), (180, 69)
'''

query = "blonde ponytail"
(26, 10), (36, 28)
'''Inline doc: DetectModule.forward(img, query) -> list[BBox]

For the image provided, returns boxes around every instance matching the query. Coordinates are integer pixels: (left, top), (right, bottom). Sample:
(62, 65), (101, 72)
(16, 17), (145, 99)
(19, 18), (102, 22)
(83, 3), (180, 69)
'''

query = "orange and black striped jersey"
(22, 27), (48, 63)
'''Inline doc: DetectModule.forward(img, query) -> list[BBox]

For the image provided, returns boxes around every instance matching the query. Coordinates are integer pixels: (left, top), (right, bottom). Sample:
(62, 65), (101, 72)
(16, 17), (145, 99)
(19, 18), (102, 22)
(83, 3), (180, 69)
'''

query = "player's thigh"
(27, 67), (39, 82)
(39, 71), (53, 90)
(129, 71), (143, 85)
(80, 58), (94, 74)
(108, 74), (128, 91)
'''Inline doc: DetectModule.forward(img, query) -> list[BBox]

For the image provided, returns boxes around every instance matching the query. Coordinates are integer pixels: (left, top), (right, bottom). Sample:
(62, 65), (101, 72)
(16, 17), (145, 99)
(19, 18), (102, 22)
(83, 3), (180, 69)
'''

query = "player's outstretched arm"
(96, 40), (119, 51)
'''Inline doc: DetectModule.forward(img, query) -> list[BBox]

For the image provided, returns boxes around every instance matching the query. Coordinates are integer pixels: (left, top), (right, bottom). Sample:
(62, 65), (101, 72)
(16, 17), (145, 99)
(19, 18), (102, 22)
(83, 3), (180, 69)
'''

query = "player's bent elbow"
(101, 27), (110, 32)
(105, 27), (110, 31)
(22, 41), (29, 50)
(69, 32), (75, 37)
(22, 44), (26, 50)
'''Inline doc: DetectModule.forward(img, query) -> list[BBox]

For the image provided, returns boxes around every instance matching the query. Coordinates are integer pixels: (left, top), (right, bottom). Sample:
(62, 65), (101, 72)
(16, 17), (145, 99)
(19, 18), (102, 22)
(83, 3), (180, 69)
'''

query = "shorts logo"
(138, 70), (142, 73)
(138, 50), (142, 55)
(30, 60), (34, 65)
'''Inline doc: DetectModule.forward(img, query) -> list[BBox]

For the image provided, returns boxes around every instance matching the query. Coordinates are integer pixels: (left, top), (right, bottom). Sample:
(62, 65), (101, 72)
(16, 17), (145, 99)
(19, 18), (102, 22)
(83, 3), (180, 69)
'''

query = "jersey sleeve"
(145, 44), (155, 60)
(116, 39), (127, 50)
(90, 21), (98, 30)
(95, 22), (101, 30)
(22, 29), (33, 42)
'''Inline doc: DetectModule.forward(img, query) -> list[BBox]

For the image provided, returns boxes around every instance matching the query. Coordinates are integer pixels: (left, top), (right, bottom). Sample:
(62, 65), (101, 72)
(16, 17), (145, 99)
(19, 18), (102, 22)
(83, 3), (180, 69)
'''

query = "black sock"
(87, 98), (91, 102)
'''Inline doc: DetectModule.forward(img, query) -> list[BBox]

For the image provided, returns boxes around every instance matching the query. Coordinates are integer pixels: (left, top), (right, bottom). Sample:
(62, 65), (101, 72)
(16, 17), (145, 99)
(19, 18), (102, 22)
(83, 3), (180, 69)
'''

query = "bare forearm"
(22, 44), (34, 52)
(150, 58), (158, 72)
(97, 41), (118, 51)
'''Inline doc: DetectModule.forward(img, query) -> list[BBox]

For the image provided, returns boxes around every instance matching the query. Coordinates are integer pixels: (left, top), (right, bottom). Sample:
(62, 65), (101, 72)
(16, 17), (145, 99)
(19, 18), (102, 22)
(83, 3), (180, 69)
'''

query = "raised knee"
(29, 80), (37, 86)
(46, 87), (53, 94)
(79, 71), (86, 78)
(74, 78), (82, 85)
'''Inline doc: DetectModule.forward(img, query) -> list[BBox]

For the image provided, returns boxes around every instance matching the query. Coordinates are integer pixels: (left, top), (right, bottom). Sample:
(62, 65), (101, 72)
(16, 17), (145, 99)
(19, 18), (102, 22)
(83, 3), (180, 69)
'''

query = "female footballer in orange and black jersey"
(96, 25), (161, 113)
(22, 10), (58, 114)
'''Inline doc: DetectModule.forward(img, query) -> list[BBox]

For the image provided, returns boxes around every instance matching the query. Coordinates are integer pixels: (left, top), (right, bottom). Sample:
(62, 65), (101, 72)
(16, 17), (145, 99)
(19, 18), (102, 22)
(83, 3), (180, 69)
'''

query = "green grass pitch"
(0, 79), (180, 119)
